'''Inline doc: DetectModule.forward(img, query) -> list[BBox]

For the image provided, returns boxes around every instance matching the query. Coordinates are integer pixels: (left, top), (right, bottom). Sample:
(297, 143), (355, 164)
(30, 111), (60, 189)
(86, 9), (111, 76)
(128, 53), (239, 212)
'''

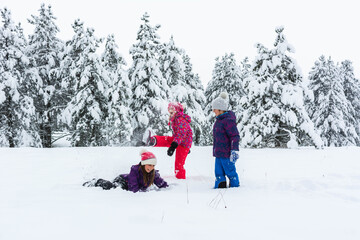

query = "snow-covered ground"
(1, 142), (360, 240)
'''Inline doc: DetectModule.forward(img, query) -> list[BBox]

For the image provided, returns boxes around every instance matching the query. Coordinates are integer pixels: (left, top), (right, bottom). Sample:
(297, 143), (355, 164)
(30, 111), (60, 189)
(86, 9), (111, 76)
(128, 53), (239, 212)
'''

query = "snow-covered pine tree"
(307, 56), (358, 146)
(159, 35), (185, 102)
(240, 26), (322, 148)
(240, 57), (251, 79)
(181, 52), (206, 145)
(0, 8), (42, 147)
(203, 53), (243, 144)
(101, 34), (133, 146)
(27, 4), (63, 147)
(62, 19), (109, 147)
(340, 60), (360, 145)
(205, 53), (242, 114)
(129, 12), (170, 144)
(57, 29), (79, 118)
(234, 57), (251, 125)
(239, 57), (251, 95)
(159, 37), (207, 145)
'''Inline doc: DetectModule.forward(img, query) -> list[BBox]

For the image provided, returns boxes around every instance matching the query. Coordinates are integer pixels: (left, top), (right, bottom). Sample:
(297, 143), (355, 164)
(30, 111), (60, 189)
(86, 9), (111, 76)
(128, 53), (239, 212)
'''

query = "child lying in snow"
(83, 149), (168, 193)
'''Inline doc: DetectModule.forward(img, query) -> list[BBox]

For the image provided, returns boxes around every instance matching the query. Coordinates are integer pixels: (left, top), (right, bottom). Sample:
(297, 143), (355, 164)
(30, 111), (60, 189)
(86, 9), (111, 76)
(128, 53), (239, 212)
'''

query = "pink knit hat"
(140, 149), (157, 165)
(168, 102), (184, 112)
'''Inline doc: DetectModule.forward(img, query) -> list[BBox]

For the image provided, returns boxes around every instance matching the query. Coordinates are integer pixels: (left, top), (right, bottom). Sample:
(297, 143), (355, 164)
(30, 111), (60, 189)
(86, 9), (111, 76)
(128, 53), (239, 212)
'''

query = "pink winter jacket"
(169, 111), (193, 149)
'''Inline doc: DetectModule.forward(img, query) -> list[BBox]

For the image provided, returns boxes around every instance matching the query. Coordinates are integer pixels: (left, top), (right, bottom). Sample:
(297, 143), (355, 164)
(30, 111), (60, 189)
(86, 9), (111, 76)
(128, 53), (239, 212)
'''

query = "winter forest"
(1, 4), (360, 149)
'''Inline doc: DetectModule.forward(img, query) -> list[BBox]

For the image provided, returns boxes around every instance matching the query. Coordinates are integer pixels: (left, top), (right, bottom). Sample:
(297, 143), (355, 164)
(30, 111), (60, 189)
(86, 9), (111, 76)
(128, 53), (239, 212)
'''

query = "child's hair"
(139, 164), (155, 186)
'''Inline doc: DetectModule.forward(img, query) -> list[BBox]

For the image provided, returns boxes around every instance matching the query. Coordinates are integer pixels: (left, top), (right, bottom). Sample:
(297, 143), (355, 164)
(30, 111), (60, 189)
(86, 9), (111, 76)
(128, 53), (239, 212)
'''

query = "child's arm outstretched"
(153, 171), (169, 189)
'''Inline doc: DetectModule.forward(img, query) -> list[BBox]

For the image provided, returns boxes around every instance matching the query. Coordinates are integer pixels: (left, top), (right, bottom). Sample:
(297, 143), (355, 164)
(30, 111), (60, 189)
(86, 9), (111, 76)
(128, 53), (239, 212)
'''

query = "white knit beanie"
(139, 149), (157, 165)
(212, 92), (229, 111)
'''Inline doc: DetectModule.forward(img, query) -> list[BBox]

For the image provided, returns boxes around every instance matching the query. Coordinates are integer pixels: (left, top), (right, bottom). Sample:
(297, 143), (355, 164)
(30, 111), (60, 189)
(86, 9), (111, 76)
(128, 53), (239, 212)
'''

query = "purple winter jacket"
(213, 111), (240, 158)
(120, 164), (168, 193)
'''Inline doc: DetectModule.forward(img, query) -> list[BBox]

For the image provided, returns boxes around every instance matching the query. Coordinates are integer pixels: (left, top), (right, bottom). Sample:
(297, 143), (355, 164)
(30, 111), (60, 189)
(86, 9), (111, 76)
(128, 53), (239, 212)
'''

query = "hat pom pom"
(140, 148), (148, 155)
(220, 92), (228, 99)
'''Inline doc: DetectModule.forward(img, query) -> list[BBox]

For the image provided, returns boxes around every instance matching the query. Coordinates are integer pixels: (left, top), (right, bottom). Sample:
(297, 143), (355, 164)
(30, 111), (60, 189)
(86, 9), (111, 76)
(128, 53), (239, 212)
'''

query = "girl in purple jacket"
(83, 149), (168, 192)
(212, 92), (240, 188)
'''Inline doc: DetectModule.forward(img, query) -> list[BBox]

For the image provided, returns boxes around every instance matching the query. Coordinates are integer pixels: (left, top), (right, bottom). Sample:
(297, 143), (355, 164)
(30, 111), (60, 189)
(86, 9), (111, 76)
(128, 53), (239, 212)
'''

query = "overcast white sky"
(1, 0), (359, 86)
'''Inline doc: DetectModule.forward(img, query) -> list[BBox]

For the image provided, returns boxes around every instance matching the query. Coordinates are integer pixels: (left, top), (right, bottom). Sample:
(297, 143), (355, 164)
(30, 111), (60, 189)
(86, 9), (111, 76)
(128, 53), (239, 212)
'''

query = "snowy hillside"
(1, 145), (360, 240)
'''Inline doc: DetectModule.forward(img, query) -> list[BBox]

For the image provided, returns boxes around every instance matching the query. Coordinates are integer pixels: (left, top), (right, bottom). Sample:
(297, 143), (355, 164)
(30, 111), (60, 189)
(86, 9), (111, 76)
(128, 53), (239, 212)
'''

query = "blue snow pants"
(214, 157), (239, 188)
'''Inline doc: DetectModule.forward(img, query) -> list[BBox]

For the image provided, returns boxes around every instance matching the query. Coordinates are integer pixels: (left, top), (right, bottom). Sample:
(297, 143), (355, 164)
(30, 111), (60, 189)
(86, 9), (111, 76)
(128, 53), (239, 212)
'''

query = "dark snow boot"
(144, 130), (156, 146)
(95, 179), (114, 190)
(83, 178), (97, 187)
(149, 137), (157, 146)
(113, 175), (128, 190)
(217, 181), (227, 188)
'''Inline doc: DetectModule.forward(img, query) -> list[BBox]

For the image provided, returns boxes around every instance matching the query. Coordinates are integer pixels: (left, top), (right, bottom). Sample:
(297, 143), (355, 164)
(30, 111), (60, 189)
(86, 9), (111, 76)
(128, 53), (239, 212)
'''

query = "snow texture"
(1, 145), (360, 240)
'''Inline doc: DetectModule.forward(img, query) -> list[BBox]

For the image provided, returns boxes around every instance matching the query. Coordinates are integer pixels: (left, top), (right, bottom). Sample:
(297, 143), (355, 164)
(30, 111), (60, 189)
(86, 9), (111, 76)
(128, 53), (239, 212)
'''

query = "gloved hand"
(167, 142), (178, 156)
(230, 150), (239, 163)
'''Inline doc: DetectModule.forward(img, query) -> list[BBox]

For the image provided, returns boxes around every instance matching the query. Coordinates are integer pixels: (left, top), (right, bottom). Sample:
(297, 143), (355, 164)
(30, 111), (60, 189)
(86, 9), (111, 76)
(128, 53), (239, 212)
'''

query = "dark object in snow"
(113, 175), (128, 190)
(167, 141), (178, 156)
(95, 179), (114, 190)
(149, 137), (157, 146)
(217, 181), (227, 188)
(144, 130), (157, 146)
(83, 176), (128, 191)
(82, 178), (97, 187)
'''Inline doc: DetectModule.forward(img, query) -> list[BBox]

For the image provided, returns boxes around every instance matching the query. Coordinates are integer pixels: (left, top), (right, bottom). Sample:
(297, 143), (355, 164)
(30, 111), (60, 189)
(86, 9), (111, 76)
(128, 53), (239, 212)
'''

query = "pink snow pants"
(154, 136), (189, 179)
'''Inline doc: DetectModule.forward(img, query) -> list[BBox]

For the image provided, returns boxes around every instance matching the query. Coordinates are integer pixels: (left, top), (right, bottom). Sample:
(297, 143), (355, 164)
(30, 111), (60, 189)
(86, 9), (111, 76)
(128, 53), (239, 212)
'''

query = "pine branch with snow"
(0, 7), (41, 147)
(181, 53), (207, 145)
(240, 27), (322, 148)
(204, 53), (245, 145)
(101, 34), (133, 145)
(27, 4), (64, 147)
(61, 20), (109, 147)
(129, 13), (170, 144)
(340, 60), (360, 145)
(307, 56), (359, 147)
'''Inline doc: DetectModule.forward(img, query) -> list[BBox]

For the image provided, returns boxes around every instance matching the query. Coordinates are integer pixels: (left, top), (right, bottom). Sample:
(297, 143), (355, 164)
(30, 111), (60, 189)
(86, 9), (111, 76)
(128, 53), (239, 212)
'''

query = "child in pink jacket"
(146, 102), (192, 179)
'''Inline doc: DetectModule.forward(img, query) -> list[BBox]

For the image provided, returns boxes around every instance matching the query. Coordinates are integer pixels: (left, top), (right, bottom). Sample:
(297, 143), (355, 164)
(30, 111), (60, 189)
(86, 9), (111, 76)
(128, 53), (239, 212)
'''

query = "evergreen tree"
(159, 36), (185, 102)
(203, 53), (243, 144)
(27, 4), (63, 147)
(129, 12), (170, 144)
(101, 34), (132, 145)
(205, 53), (242, 115)
(62, 20), (109, 147)
(0, 8), (41, 147)
(340, 60), (360, 145)
(159, 38), (207, 145)
(307, 56), (358, 146)
(238, 57), (251, 97)
(240, 26), (322, 148)
(234, 57), (251, 125)
(240, 57), (251, 80)
(57, 34), (79, 120)
(181, 53), (207, 145)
